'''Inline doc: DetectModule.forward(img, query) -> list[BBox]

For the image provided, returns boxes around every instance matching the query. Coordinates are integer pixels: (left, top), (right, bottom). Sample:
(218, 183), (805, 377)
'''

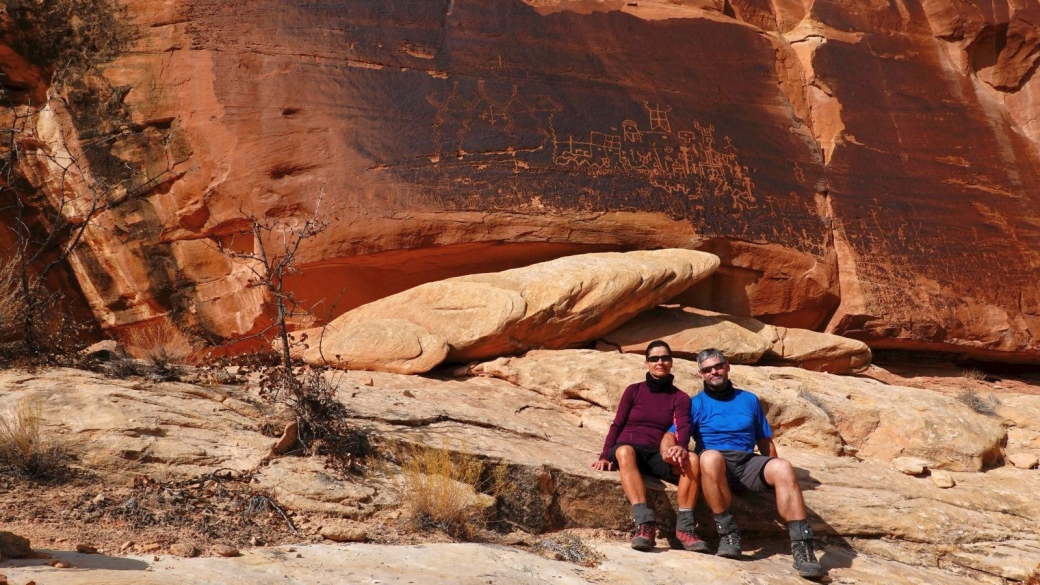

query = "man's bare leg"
(764, 457), (825, 579)
(698, 450), (732, 513)
(700, 450), (741, 558)
(763, 458), (806, 521)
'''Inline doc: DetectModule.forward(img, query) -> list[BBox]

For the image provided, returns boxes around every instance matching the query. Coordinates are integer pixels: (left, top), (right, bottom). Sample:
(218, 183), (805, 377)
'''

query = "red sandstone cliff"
(0, 0), (1038, 362)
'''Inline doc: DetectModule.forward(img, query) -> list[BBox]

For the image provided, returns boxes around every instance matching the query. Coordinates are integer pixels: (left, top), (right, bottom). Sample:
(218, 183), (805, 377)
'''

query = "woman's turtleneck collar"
(703, 379), (735, 400)
(645, 372), (675, 392)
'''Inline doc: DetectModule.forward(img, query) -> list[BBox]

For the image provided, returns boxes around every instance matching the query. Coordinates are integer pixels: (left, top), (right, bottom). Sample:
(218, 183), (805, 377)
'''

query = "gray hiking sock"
(632, 503), (655, 526)
(788, 519), (814, 541)
(714, 511), (738, 535)
(676, 509), (697, 532)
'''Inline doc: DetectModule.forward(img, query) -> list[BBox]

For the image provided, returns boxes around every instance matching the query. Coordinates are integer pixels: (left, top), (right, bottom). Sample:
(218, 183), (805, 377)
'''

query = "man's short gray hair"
(696, 348), (728, 367)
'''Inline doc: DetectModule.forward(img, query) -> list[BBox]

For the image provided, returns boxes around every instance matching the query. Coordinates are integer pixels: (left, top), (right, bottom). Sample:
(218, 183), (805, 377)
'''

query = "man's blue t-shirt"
(687, 389), (772, 453)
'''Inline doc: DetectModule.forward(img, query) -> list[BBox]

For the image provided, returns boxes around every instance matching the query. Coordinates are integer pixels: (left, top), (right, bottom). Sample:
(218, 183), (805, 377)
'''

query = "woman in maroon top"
(591, 340), (708, 552)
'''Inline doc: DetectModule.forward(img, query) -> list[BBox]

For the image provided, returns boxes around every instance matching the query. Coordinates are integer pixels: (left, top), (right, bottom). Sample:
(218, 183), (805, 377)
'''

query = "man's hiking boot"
(716, 530), (742, 559)
(792, 539), (826, 580)
(630, 522), (656, 551)
(675, 529), (710, 553)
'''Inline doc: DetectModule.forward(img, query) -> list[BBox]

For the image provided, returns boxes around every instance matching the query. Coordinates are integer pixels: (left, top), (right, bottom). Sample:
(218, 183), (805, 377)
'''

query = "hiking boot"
(674, 529), (710, 553)
(792, 539), (826, 580)
(716, 530), (742, 559)
(630, 522), (656, 551)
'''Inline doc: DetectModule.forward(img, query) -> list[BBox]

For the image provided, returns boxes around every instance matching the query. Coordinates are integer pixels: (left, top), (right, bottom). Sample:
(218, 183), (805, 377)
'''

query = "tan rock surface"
(0, 541), (990, 585)
(597, 306), (772, 364)
(0, 360), (1035, 581)
(301, 250), (719, 371)
(0, 369), (271, 478)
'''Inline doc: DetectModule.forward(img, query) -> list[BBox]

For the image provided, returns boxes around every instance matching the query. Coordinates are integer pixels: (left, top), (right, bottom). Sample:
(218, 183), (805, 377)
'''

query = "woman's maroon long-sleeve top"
(598, 382), (692, 461)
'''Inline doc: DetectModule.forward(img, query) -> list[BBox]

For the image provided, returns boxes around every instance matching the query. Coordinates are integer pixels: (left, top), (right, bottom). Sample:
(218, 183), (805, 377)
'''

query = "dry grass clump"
(0, 397), (69, 481)
(534, 533), (603, 566)
(961, 368), (987, 381)
(127, 321), (200, 365)
(121, 321), (201, 380)
(398, 443), (505, 540)
(957, 388), (1000, 416)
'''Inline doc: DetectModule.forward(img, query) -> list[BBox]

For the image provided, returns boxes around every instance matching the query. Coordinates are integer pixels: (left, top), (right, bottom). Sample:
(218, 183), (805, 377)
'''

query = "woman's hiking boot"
(630, 522), (656, 551)
(791, 539), (826, 580)
(716, 529), (742, 559)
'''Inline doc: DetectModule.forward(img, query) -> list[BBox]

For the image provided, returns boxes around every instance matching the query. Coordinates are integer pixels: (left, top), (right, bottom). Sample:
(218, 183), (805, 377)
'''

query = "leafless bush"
(534, 533), (603, 566)
(957, 389), (1000, 416)
(0, 397), (69, 480)
(259, 366), (366, 473)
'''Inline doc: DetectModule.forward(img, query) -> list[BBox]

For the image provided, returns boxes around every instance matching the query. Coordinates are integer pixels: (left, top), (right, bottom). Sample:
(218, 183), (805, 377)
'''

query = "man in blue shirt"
(662, 348), (826, 580)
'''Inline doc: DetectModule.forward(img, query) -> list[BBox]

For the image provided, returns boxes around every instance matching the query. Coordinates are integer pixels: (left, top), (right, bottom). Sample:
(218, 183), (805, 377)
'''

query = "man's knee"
(765, 457), (798, 488)
(700, 450), (726, 475)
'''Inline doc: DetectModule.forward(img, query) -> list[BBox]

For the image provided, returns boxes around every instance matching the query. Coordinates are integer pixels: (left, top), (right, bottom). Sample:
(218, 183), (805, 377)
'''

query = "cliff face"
(1, 0), (1038, 361)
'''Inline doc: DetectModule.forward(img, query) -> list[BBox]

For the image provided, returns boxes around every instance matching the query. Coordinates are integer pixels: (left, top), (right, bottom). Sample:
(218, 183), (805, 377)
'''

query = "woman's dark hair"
(645, 340), (672, 359)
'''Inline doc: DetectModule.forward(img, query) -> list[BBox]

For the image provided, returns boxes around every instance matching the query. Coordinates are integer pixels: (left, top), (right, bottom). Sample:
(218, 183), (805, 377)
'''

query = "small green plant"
(957, 389), (1000, 416)
(534, 533), (603, 566)
(0, 397), (69, 480)
(398, 443), (505, 540)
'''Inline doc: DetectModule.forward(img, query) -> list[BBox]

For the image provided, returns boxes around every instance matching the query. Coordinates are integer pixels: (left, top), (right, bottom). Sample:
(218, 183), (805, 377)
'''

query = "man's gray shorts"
(718, 450), (774, 493)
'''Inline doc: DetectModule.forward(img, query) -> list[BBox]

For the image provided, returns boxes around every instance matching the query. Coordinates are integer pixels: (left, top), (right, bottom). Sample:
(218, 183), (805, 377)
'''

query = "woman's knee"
(614, 445), (636, 464)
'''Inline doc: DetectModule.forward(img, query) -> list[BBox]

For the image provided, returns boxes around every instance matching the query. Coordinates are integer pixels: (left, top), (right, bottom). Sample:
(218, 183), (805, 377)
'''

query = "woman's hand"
(663, 445), (688, 464)
(591, 459), (614, 471)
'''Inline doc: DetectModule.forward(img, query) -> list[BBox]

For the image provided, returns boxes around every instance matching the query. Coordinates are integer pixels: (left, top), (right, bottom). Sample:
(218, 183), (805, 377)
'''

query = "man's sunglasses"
(699, 362), (727, 373)
(646, 355), (673, 363)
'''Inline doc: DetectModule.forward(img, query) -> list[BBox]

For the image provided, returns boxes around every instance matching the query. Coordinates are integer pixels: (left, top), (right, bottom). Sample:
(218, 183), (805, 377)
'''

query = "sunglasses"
(646, 355), (673, 363)
(699, 362), (727, 374)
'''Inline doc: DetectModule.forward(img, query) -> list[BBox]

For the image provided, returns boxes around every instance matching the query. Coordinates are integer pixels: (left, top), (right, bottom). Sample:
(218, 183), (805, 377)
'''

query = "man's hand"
(663, 445), (688, 464)
(591, 459), (614, 471)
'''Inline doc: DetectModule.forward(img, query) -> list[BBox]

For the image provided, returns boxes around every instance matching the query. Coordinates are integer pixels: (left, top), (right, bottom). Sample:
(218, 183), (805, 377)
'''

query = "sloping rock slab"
(0, 369), (271, 479)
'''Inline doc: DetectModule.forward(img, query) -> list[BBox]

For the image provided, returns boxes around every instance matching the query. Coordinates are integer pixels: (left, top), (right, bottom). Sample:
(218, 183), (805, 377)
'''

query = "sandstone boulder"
(299, 250), (719, 372)
(298, 319), (449, 375)
(0, 532), (30, 559)
(597, 306), (772, 364)
(765, 326), (872, 374)
(735, 367), (1006, 472)
(1008, 453), (1038, 470)
(892, 457), (931, 475)
(931, 471), (956, 488)
(320, 521), (369, 543)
